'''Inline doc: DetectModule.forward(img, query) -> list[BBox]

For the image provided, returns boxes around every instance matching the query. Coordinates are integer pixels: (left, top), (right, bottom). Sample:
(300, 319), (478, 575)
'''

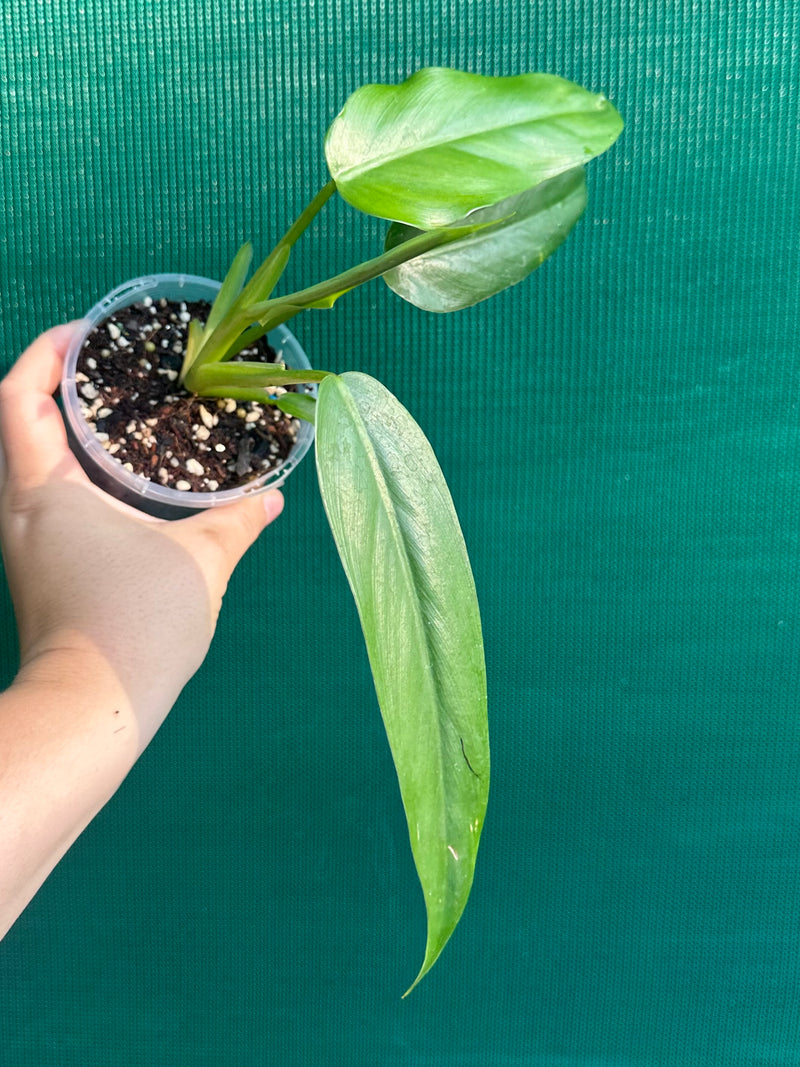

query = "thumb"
(170, 488), (285, 580)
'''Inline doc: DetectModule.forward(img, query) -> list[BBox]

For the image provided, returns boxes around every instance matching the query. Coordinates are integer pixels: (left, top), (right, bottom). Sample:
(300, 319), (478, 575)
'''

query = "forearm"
(0, 646), (144, 939)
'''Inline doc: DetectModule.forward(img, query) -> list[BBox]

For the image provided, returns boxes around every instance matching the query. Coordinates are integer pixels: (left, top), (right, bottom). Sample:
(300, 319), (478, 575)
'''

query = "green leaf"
(382, 167), (587, 312)
(325, 67), (623, 228)
(274, 391), (316, 424)
(315, 373), (489, 995)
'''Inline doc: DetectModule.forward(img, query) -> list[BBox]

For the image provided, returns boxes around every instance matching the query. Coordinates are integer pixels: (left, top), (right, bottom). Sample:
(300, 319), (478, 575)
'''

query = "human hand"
(0, 323), (284, 747)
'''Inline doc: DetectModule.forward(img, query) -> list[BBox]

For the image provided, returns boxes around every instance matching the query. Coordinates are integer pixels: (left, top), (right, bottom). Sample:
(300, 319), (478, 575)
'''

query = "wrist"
(14, 632), (130, 703)
(13, 627), (187, 752)
(10, 635), (148, 751)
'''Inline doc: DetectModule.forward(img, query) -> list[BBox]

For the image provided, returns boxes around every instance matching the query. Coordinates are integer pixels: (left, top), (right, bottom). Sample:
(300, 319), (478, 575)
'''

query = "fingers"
(167, 489), (285, 585)
(0, 323), (83, 489)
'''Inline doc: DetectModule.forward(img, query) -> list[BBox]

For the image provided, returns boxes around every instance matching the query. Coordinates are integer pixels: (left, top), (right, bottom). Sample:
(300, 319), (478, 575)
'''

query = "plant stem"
(247, 217), (488, 331)
(266, 223), (486, 322)
(278, 180), (338, 254)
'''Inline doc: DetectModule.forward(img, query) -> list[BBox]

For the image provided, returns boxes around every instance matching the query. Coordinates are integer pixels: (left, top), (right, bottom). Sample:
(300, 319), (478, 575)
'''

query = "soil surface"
(75, 297), (304, 493)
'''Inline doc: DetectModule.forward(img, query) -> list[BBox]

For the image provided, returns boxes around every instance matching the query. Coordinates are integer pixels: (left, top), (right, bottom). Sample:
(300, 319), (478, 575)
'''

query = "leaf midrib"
(332, 108), (609, 185)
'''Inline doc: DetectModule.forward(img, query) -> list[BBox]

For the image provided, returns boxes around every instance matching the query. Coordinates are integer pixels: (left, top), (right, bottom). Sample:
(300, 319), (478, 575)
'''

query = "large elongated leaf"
(382, 167), (587, 312)
(315, 373), (489, 995)
(325, 67), (623, 228)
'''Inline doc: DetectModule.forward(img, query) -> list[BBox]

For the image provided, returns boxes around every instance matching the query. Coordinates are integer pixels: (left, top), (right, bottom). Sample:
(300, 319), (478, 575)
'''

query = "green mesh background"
(2, 1), (800, 1063)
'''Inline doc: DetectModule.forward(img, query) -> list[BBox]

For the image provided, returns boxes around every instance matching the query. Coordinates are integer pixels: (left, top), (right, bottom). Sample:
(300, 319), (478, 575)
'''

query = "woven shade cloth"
(2, 1), (800, 1063)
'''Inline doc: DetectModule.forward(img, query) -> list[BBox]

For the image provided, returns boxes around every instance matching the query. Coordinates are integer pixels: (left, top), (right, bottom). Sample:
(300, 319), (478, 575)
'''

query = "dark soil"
(75, 297), (305, 493)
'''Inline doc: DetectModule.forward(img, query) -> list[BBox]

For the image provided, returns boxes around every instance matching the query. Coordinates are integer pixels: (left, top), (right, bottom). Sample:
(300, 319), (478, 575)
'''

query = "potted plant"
(61, 67), (623, 994)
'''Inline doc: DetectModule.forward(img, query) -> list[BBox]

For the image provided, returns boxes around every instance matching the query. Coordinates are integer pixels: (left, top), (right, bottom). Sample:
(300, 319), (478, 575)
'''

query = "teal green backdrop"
(2, 1), (800, 1064)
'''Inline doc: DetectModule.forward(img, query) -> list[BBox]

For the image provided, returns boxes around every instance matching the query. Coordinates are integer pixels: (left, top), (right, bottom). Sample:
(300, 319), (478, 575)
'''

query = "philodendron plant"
(179, 68), (622, 994)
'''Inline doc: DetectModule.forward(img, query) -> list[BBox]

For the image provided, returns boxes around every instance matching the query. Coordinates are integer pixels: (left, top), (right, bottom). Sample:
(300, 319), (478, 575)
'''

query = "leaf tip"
(401, 963), (429, 1000)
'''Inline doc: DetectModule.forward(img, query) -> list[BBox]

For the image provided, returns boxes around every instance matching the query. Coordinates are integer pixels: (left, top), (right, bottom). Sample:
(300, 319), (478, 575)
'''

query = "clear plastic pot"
(60, 273), (316, 519)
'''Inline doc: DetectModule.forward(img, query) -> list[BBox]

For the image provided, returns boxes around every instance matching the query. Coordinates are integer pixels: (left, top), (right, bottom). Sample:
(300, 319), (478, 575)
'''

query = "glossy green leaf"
(315, 373), (489, 995)
(382, 167), (587, 312)
(325, 67), (623, 228)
